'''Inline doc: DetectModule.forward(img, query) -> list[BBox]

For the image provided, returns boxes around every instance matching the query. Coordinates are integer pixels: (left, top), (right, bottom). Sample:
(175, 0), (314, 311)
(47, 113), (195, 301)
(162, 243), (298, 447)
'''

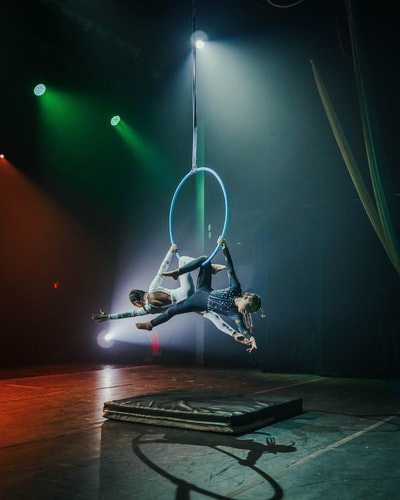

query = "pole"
(192, 0), (205, 366)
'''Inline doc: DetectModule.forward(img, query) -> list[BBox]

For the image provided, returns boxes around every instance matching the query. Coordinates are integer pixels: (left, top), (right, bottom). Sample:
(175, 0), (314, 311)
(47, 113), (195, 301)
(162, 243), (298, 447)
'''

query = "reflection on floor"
(0, 364), (399, 499)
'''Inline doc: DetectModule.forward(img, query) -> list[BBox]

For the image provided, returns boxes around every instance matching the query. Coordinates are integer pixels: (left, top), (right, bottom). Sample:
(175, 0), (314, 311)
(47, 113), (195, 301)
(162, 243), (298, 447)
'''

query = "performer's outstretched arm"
(233, 318), (257, 352)
(198, 311), (257, 351)
(217, 237), (257, 353)
(91, 308), (146, 322)
(218, 237), (241, 290)
(199, 311), (236, 336)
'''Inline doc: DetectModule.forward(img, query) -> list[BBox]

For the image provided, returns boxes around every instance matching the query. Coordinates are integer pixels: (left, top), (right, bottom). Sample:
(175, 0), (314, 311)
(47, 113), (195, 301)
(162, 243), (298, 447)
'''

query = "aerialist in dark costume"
(136, 238), (262, 353)
(91, 243), (243, 342)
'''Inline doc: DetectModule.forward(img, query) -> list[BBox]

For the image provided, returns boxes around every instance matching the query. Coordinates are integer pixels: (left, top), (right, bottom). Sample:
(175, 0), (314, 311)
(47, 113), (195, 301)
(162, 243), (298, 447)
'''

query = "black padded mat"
(103, 389), (302, 434)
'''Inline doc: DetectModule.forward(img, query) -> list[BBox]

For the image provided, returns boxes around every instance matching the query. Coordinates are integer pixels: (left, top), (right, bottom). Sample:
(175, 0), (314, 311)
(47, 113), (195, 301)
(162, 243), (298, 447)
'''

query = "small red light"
(149, 332), (160, 351)
(53, 281), (60, 289)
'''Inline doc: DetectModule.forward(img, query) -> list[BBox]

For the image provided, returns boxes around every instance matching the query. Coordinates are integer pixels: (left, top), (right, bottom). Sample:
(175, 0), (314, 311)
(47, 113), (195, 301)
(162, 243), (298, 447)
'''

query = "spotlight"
(97, 330), (115, 349)
(191, 30), (208, 49)
(33, 84), (46, 96)
(0, 154), (4, 159)
(110, 115), (121, 126)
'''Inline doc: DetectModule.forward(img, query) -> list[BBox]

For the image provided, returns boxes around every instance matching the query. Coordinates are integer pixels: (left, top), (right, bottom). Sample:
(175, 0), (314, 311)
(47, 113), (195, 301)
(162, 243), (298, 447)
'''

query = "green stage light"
(110, 115), (121, 126)
(33, 84), (46, 96)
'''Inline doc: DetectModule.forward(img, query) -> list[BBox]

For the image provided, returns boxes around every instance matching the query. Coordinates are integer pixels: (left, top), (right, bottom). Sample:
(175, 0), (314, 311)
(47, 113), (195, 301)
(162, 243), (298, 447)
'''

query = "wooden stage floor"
(0, 363), (399, 499)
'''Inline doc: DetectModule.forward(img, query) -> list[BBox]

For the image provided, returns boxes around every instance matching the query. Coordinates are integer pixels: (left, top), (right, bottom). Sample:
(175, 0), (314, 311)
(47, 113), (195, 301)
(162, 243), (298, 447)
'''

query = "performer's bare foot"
(212, 264), (226, 275)
(136, 321), (153, 331)
(161, 269), (179, 280)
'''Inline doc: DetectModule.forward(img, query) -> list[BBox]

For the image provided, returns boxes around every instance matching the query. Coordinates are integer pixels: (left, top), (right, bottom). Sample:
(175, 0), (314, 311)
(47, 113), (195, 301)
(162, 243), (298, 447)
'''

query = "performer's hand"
(169, 243), (178, 253)
(91, 309), (108, 322)
(233, 332), (248, 345)
(246, 336), (257, 353)
(217, 236), (226, 248)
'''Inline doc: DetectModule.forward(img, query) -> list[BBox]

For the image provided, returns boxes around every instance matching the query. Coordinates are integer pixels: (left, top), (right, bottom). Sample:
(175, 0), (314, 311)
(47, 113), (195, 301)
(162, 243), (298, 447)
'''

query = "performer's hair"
(243, 293), (263, 333)
(243, 311), (254, 333)
(247, 293), (261, 313)
(129, 289), (146, 305)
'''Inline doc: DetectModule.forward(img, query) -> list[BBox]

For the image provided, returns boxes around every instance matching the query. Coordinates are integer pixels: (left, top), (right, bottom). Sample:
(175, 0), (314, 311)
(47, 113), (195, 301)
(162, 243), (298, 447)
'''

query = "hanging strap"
(191, 0), (198, 170)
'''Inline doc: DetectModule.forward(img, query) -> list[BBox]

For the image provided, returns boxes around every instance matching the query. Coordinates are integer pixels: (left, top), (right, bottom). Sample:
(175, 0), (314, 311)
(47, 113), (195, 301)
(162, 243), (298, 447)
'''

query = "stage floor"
(0, 363), (399, 499)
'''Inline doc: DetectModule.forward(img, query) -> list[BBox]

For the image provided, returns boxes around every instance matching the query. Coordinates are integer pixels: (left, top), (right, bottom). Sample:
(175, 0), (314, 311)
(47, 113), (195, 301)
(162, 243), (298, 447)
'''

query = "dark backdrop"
(0, 0), (399, 376)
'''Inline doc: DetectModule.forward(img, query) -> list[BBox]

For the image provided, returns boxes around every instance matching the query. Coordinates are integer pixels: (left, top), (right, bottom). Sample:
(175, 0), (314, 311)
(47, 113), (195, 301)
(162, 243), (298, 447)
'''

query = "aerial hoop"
(169, 167), (229, 265)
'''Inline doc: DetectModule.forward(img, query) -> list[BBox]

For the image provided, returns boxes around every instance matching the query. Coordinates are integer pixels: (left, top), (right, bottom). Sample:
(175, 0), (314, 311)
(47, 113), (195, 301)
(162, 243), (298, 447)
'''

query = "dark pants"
(151, 256), (212, 327)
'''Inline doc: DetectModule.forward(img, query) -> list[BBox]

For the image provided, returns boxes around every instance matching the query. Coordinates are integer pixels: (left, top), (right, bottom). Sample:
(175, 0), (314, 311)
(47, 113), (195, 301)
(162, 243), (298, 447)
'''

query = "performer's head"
(240, 293), (264, 334)
(237, 292), (261, 314)
(129, 289), (146, 307)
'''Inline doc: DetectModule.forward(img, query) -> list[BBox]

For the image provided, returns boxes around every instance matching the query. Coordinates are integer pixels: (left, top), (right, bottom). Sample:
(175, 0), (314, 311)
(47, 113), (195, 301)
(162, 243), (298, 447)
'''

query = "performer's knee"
(179, 256), (194, 266)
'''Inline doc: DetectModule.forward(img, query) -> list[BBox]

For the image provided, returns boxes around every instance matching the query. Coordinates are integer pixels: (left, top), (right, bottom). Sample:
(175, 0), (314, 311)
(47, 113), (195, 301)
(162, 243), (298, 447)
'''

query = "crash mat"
(103, 389), (302, 434)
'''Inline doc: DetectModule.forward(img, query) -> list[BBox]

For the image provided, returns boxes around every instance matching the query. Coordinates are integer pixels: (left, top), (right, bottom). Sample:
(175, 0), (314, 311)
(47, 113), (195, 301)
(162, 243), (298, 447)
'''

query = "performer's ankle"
(162, 269), (179, 280)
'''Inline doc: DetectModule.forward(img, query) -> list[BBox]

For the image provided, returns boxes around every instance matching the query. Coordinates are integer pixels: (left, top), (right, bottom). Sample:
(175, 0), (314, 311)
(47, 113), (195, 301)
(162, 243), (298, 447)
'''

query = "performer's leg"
(137, 291), (208, 330)
(196, 261), (213, 291)
(137, 304), (180, 329)
(179, 256), (196, 266)
(173, 256), (195, 302)
(162, 256), (207, 280)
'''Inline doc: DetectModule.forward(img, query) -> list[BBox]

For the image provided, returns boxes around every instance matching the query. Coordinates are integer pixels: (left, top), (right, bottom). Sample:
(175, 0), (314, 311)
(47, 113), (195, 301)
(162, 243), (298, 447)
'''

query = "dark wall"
(1, 0), (399, 375)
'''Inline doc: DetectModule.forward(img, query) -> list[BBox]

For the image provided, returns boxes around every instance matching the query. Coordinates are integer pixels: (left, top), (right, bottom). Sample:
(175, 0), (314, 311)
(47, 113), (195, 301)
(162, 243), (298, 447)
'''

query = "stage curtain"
(309, 1), (400, 276)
